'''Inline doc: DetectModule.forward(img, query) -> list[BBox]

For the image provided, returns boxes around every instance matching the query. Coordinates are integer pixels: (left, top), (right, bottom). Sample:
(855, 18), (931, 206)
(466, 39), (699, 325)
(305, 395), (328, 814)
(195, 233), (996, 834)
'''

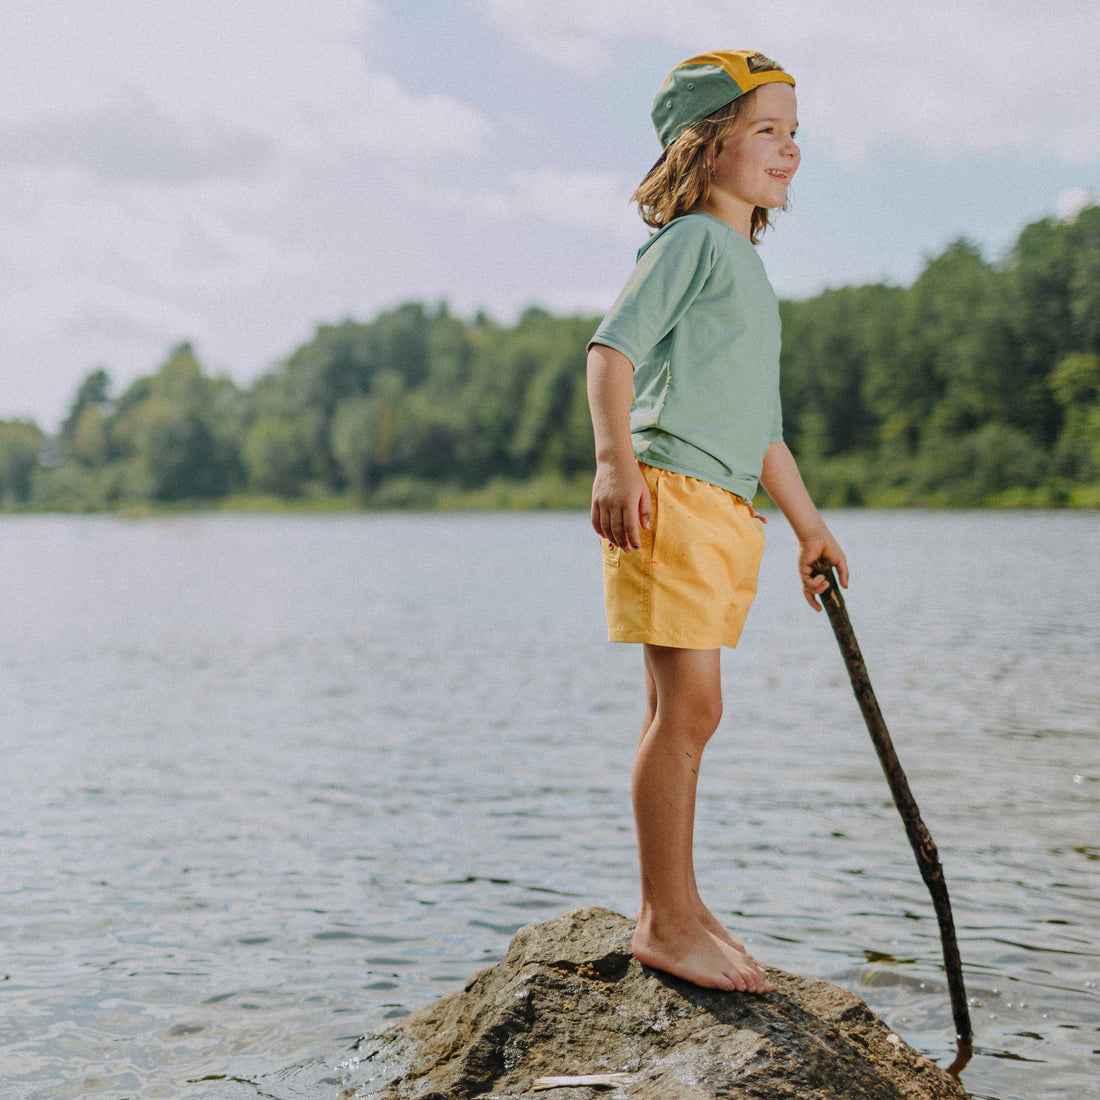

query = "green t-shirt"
(590, 211), (783, 501)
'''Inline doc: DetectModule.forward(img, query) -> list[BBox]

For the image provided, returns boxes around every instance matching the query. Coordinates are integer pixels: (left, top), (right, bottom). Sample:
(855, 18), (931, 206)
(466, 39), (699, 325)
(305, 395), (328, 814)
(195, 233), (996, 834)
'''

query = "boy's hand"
(591, 459), (651, 550)
(798, 533), (848, 611)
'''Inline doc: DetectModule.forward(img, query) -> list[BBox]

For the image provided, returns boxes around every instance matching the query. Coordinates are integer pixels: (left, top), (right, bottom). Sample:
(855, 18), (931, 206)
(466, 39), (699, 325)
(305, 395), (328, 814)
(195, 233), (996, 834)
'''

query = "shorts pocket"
(601, 539), (621, 568)
(645, 468), (664, 563)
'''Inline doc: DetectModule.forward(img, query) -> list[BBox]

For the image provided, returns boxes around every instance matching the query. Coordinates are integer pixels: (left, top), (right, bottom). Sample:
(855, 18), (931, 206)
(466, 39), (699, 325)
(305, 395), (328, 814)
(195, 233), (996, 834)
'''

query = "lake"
(1, 510), (1096, 1100)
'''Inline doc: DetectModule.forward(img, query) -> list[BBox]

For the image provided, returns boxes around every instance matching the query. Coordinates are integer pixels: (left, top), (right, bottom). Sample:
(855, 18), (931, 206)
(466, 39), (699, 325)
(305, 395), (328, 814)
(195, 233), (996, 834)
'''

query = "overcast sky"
(2, 0), (1097, 429)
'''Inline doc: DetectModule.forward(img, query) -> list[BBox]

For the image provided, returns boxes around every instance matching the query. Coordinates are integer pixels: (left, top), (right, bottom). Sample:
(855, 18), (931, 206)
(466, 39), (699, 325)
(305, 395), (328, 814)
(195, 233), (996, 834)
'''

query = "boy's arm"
(587, 343), (650, 550)
(759, 440), (849, 611)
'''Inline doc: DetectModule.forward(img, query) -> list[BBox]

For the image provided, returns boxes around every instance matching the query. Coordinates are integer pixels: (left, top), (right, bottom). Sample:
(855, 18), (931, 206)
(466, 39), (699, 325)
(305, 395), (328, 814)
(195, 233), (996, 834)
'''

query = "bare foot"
(638, 902), (750, 955)
(632, 913), (773, 993)
(696, 905), (748, 954)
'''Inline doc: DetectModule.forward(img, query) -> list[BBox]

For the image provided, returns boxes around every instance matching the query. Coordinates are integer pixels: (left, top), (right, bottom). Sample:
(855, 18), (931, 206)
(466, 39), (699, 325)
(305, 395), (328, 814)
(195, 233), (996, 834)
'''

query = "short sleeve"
(589, 219), (719, 366)
(770, 400), (784, 443)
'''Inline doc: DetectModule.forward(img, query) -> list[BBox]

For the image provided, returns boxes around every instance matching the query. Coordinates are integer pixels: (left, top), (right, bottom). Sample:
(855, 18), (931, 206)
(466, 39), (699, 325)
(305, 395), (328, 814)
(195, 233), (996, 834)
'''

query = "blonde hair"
(633, 52), (789, 244)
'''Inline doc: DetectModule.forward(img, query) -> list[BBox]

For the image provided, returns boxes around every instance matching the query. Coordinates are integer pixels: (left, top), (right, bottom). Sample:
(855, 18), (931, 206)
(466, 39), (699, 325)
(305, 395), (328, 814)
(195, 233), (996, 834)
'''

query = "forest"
(2, 205), (1098, 512)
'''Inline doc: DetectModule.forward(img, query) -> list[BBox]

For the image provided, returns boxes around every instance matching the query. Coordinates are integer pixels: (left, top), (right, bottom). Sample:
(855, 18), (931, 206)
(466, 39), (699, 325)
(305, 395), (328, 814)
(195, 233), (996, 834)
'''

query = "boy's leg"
(637, 654), (749, 955)
(631, 643), (771, 993)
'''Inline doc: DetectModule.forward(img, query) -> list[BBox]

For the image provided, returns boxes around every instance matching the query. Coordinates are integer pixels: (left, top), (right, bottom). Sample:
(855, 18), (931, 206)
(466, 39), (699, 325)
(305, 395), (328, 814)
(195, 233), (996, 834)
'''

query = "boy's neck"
(695, 198), (754, 241)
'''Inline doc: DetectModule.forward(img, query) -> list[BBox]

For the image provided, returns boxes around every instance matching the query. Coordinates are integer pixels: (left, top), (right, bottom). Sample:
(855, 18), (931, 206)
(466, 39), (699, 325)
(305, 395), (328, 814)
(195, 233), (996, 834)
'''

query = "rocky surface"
(343, 907), (969, 1099)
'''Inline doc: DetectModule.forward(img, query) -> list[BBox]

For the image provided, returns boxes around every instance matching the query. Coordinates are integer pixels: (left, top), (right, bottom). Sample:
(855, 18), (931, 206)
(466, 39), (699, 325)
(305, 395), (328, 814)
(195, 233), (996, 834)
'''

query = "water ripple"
(0, 511), (1096, 1100)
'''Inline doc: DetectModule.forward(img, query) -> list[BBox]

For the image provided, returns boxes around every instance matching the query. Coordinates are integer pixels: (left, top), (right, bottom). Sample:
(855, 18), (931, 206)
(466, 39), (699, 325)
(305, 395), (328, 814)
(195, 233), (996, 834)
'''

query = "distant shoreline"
(3, 480), (1096, 517)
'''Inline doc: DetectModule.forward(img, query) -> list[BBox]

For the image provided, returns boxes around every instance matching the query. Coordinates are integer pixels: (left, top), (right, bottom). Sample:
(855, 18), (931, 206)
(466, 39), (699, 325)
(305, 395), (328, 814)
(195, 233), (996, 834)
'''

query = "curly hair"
(633, 53), (789, 244)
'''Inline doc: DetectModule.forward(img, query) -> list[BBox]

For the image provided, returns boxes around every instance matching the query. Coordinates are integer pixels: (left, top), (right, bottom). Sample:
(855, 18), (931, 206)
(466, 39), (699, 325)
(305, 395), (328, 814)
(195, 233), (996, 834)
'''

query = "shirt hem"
(587, 336), (638, 364)
(631, 452), (760, 503)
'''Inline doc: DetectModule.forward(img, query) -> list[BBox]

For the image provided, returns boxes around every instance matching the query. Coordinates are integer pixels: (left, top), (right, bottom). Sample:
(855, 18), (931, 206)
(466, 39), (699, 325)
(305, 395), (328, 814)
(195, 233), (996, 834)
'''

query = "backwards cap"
(651, 50), (795, 150)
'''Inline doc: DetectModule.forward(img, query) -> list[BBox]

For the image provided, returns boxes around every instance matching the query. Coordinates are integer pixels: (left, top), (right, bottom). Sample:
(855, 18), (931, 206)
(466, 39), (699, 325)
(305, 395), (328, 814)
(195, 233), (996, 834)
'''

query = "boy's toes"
(722, 970), (748, 992)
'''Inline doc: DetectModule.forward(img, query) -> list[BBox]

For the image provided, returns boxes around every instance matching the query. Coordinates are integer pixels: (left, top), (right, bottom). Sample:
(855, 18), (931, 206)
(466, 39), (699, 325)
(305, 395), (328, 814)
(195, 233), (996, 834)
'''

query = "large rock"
(345, 907), (969, 1099)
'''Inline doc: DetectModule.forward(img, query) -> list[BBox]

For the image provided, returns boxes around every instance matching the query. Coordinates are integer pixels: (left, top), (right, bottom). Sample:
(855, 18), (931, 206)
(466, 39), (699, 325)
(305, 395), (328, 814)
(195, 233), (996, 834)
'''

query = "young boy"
(588, 50), (849, 993)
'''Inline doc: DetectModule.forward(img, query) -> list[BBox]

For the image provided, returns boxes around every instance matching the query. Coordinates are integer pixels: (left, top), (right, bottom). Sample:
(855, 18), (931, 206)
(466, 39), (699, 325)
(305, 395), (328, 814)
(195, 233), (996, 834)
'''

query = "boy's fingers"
(619, 518), (640, 550)
(591, 504), (605, 539)
(606, 509), (628, 547)
(599, 487), (649, 549)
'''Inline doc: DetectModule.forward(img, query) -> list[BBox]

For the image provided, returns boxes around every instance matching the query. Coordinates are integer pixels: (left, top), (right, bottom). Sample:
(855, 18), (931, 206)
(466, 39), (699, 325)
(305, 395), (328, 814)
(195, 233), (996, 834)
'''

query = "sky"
(2, 0), (1098, 430)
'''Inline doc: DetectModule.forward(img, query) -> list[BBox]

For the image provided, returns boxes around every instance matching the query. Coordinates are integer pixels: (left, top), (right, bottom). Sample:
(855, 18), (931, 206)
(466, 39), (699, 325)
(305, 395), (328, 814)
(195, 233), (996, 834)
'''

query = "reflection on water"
(1, 511), (1096, 1100)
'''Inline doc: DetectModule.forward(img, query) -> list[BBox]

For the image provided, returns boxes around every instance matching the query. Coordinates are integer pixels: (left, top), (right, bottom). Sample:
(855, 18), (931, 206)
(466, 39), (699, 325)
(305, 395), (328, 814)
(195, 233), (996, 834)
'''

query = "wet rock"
(346, 907), (969, 1099)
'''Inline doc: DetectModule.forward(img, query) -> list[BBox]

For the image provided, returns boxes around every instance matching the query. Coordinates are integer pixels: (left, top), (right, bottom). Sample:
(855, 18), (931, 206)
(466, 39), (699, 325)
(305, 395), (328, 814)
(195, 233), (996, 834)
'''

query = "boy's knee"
(696, 692), (723, 739)
(645, 644), (723, 742)
(668, 687), (722, 744)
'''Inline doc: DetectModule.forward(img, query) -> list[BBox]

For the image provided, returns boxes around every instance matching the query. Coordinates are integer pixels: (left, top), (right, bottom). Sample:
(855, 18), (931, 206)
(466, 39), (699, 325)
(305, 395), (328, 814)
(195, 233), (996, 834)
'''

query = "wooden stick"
(812, 560), (973, 1047)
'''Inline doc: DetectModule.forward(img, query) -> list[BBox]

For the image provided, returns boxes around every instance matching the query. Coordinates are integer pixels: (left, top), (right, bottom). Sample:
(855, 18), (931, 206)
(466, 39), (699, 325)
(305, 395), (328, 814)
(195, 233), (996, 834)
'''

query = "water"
(1, 510), (1096, 1100)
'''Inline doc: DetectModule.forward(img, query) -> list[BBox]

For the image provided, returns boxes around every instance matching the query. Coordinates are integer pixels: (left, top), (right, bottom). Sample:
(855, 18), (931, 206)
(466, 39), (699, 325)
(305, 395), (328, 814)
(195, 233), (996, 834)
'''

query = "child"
(587, 50), (849, 993)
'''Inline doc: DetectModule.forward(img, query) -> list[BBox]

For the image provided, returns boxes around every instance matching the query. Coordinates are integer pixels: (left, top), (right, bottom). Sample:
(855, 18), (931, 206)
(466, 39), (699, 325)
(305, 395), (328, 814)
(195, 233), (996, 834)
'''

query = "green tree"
(911, 423), (1045, 504)
(1067, 205), (1100, 354)
(507, 313), (594, 477)
(329, 394), (376, 495)
(274, 306), (433, 484)
(894, 241), (1005, 433)
(1005, 216), (1082, 441)
(0, 420), (42, 505)
(27, 205), (1100, 512)
(541, 372), (596, 477)
(142, 401), (225, 500)
(329, 372), (416, 494)
(60, 368), (111, 447)
(424, 303), (475, 395)
(1049, 351), (1100, 480)
(450, 317), (529, 483)
(781, 284), (903, 457)
(109, 343), (242, 500)
(70, 405), (110, 467)
(401, 393), (464, 482)
(243, 414), (313, 496)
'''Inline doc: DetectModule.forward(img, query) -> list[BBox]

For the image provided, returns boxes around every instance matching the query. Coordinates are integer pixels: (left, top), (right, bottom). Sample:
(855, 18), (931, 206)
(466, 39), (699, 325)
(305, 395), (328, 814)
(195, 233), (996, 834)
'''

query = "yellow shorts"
(601, 463), (766, 649)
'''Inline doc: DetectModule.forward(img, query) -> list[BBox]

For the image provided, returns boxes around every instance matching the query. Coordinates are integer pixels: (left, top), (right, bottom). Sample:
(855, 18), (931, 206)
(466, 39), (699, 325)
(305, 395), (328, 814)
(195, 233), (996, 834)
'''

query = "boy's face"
(705, 84), (800, 236)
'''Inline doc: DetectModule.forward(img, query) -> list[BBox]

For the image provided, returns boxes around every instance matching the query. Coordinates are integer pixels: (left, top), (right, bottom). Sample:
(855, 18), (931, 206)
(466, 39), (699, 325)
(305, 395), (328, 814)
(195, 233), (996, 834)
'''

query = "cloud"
(3, 0), (1096, 432)
(0, 0), (490, 177)
(321, 71), (493, 161)
(474, 0), (1100, 164)
(505, 167), (637, 233)
(60, 286), (208, 348)
(476, 0), (643, 73)
(0, 0), (496, 408)
(382, 164), (642, 248)
(0, 93), (274, 182)
(1055, 187), (1097, 220)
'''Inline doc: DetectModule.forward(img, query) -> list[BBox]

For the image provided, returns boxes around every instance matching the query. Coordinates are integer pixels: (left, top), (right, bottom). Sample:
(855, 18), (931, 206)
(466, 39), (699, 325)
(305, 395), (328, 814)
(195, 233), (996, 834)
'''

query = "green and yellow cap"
(651, 50), (795, 149)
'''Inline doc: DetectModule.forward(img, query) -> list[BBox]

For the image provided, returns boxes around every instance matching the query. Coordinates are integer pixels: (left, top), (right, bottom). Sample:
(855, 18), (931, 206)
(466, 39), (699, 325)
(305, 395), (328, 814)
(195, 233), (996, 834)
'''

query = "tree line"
(2, 206), (1098, 511)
